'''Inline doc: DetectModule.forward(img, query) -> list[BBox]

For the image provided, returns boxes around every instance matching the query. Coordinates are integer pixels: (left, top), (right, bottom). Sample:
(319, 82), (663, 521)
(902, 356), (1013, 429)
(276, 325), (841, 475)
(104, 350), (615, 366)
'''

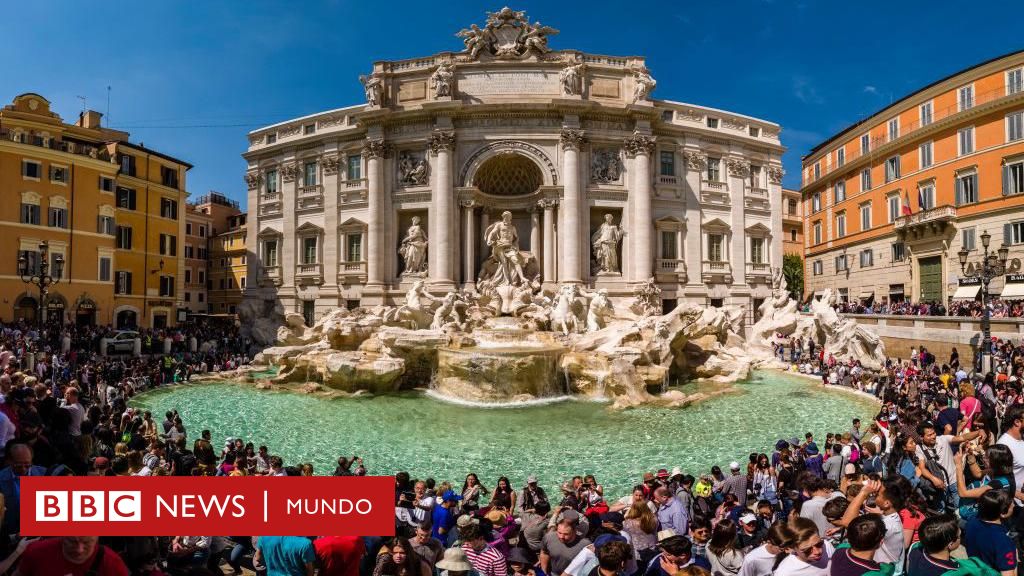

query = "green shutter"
(1005, 223), (1013, 245)
(955, 176), (963, 206)
(1003, 165), (1010, 195)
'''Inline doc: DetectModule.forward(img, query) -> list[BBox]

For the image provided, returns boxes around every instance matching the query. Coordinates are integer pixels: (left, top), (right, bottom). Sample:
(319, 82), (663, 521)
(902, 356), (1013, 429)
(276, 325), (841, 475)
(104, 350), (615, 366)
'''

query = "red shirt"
(17, 538), (129, 576)
(314, 535), (365, 576)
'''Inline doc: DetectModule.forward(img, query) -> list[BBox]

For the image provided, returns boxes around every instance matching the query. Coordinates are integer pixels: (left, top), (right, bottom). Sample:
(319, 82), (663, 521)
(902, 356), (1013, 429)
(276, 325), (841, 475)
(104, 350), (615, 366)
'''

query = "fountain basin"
(434, 344), (566, 403)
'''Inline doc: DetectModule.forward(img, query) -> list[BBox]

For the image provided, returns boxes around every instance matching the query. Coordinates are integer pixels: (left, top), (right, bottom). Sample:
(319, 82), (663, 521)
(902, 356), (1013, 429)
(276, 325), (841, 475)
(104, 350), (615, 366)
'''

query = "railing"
(657, 175), (678, 185)
(702, 179), (727, 190)
(345, 178), (366, 188)
(656, 259), (686, 272)
(746, 262), (771, 276)
(0, 129), (109, 161)
(747, 187), (768, 197)
(805, 82), (1024, 185)
(892, 205), (957, 230)
(341, 261), (367, 272)
(260, 192), (281, 202)
(702, 261), (732, 273)
(299, 184), (323, 196)
(296, 263), (322, 276)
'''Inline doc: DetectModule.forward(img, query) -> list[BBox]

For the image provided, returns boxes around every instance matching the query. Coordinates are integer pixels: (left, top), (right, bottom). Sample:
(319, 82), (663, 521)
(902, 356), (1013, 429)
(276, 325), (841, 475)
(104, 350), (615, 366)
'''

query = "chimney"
(75, 110), (103, 129)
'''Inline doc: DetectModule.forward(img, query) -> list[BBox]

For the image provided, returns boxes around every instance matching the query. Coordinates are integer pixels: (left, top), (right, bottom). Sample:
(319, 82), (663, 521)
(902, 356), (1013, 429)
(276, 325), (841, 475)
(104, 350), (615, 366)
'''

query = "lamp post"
(958, 229), (1009, 373)
(18, 241), (63, 330)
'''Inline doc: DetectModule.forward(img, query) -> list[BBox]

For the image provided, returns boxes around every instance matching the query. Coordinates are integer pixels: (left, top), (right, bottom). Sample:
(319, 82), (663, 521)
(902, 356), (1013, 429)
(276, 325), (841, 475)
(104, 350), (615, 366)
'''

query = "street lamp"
(18, 241), (63, 330)
(958, 229), (1009, 372)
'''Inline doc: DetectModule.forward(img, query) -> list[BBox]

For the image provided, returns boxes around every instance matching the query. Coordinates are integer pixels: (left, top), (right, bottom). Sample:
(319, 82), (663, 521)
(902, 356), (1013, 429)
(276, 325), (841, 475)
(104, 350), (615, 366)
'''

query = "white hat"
(436, 548), (473, 572)
(657, 529), (679, 542)
(729, 461), (741, 471)
(670, 466), (683, 478)
(739, 513), (757, 525)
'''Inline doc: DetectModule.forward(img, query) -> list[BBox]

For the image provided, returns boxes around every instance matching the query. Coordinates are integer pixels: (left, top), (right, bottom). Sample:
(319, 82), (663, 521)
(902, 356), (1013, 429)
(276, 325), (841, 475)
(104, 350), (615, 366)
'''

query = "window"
(116, 187), (136, 210)
(813, 163), (820, 180)
(20, 204), (40, 225)
(48, 207), (67, 228)
(860, 203), (872, 231)
(185, 245), (193, 259)
(241, 277), (246, 289)
(1009, 221), (1024, 245)
(99, 176), (114, 192)
(1008, 111), (1024, 142)
(50, 166), (67, 183)
(750, 237), (765, 264)
(198, 270), (205, 284)
(116, 226), (133, 249)
(706, 117), (719, 129)
(159, 275), (175, 297)
(834, 180), (846, 203)
(836, 148), (845, 167)
(812, 192), (821, 213)
(265, 169), (278, 194)
(115, 271), (133, 295)
(887, 118), (899, 141)
(861, 168), (872, 191)
(661, 231), (677, 259)
(346, 235), (361, 262)
(304, 123), (316, 135)
(99, 257), (111, 282)
(185, 292), (191, 302)
(160, 198), (178, 220)
(119, 154), (136, 176)
(885, 156), (900, 183)
(958, 126), (974, 156)
(707, 234), (724, 261)
(892, 243), (905, 262)
(836, 213), (846, 238)
(266, 133), (276, 144)
(186, 223), (193, 236)
(17, 250), (40, 275)
(1009, 69), (1023, 95)
(659, 151), (675, 176)
(749, 126), (760, 137)
(707, 157), (721, 182)
(962, 228), (976, 251)
(97, 215), (115, 235)
(959, 85), (974, 111)
(159, 234), (177, 256)
(813, 222), (822, 244)
(812, 260), (823, 275)
(888, 194), (901, 223)
(860, 133), (870, 154)
(787, 199), (797, 215)
(919, 184), (936, 210)
(303, 161), (318, 186)
(750, 165), (762, 188)
(835, 254), (848, 272)
(920, 101), (933, 126)
(161, 166), (179, 188)
(22, 161), (41, 179)
(198, 293), (204, 303)
(790, 229), (797, 242)
(956, 172), (978, 205)
(919, 141), (933, 168)
(302, 237), (318, 264)
(199, 226), (206, 238)
(264, 240), (280, 266)
(1005, 160), (1024, 195)
(860, 249), (874, 268)
(347, 155), (361, 180)
(302, 300), (316, 327)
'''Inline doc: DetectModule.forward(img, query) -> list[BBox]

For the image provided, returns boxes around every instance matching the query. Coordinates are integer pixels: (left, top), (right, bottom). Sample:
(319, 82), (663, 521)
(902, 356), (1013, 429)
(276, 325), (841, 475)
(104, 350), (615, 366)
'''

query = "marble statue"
(430, 62), (455, 98)
(591, 149), (622, 183)
(550, 284), (585, 335)
(631, 277), (662, 316)
(522, 21), (558, 54)
(560, 61), (584, 96)
(584, 288), (613, 332)
(399, 216), (428, 275)
(809, 289), (887, 370)
(360, 75), (383, 107)
(456, 8), (559, 59)
(455, 24), (494, 59)
(592, 214), (624, 274)
(482, 211), (527, 287)
(399, 153), (429, 186)
(431, 293), (465, 331)
(384, 279), (438, 329)
(632, 67), (656, 103)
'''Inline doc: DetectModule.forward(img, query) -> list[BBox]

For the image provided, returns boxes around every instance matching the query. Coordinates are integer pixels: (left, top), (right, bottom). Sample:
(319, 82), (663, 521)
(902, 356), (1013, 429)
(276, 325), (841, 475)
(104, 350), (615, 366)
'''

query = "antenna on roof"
(106, 86), (111, 127)
(76, 95), (87, 114)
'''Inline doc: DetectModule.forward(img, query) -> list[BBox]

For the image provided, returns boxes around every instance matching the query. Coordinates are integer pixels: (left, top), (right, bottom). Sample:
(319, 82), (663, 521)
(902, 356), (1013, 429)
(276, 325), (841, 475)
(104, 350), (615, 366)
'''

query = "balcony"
(656, 175), (678, 185)
(745, 262), (771, 282)
(260, 192), (281, 203)
(893, 205), (956, 235)
(344, 178), (366, 188)
(258, 202), (283, 217)
(260, 265), (282, 287)
(296, 194), (324, 212)
(746, 187), (768, 198)
(654, 259), (687, 283)
(338, 261), (367, 284)
(299, 184), (323, 197)
(701, 260), (733, 284)
(700, 180), (730, 206)
(295, 263), (323, 285)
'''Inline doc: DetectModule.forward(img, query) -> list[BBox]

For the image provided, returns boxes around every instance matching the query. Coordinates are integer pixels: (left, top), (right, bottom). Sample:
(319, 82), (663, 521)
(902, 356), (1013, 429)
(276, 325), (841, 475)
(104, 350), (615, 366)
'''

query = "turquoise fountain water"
(131, 370), (876, 498)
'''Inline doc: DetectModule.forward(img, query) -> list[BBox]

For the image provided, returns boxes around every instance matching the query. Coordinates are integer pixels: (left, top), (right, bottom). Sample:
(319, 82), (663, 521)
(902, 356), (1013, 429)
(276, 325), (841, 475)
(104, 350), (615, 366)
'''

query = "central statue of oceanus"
(476, 211), (540, 315)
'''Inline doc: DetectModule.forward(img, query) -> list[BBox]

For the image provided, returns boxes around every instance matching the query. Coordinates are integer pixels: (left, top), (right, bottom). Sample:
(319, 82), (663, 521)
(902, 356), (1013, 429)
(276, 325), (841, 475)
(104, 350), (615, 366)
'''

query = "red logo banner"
(20, 476), (396, 536)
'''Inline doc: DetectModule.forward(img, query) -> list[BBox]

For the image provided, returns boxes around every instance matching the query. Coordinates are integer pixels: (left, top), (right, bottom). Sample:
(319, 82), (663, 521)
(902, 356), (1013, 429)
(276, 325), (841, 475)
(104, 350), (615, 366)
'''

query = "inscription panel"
(398, 81), (427, 102)
(457, 70), (559, 97)
(590, 77), (621, 99)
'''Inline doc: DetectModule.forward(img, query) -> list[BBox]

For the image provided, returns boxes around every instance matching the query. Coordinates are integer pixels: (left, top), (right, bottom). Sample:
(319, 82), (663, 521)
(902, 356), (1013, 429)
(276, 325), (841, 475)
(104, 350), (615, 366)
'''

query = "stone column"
(428, 131), (456, 291)
(530, 207), (541, 259)
(625, 132), (656, 282)
(322, 152), (341, 292)
(480, 211), (489, 257)
(559, 128), (586, 283)
(541, 199), (557, 282)
(462, 200), (476, 285)
(364, 139), (389, 289)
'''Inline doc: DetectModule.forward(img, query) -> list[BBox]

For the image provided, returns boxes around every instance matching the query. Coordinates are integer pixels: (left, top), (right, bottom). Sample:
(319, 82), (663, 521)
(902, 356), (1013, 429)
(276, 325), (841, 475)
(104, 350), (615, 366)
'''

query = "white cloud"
(863, 85), (879, 95)
(792, 76), (823, 105)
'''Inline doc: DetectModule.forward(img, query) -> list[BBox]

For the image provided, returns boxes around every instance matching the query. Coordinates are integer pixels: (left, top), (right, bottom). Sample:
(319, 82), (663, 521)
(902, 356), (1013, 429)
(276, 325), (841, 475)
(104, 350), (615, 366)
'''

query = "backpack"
(835, 545), (896, 576)
(941, 558), (1000, 576)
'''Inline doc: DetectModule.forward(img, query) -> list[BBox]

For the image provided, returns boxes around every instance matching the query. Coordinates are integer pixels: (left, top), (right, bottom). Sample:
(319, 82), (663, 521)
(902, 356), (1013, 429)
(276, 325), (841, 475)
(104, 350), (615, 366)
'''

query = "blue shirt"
(656, 497), (689, 536)
(0, 465), (46, 534)
(963, 518), (1017, 573)
(256, 536), (317, 576)
(431, 505), (455, 541)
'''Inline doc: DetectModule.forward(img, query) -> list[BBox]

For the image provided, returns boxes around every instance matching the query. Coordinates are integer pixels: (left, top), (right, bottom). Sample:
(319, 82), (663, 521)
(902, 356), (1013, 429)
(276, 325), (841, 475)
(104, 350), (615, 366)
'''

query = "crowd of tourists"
(820, 297), (1024, 318)
(0, 316), (1023, 576)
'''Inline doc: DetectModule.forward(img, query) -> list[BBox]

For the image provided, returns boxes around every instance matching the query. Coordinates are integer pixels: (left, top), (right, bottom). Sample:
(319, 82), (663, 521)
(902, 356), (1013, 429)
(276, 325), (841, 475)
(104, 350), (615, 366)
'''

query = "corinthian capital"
(682, 150), (708, 171)
(362, 139), (392, 159)
(623, 132), (656, 156)
(727, 158), (751, 178)
(244, 171), (262, 190)
(428, 131), (456, 155)
(559, 128), (587, 151)
(767, 166), (785, 184)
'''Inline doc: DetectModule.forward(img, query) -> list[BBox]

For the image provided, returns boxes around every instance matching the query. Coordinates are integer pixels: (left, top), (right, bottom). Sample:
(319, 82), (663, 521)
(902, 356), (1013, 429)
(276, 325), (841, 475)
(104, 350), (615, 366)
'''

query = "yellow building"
(183, 204), (213, 314)
(0, 93), (190, 328)
(208, 212), (247, 315)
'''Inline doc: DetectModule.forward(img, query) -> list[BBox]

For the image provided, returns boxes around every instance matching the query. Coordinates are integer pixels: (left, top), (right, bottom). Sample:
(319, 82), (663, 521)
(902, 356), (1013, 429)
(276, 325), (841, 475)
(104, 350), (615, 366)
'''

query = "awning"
(1001, 283), (1024, 299)
(951, 285), (981, 300)
(859, 291), (874, 300)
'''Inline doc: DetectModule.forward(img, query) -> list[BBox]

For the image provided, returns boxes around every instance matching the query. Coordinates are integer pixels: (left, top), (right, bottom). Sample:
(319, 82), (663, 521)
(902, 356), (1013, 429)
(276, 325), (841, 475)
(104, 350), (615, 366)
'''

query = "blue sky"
(2, 1), (1020, 206)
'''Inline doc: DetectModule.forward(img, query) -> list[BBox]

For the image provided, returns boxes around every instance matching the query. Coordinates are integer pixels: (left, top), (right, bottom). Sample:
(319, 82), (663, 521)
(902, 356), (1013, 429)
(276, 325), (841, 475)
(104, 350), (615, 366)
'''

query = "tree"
(782, 253), (804, 301)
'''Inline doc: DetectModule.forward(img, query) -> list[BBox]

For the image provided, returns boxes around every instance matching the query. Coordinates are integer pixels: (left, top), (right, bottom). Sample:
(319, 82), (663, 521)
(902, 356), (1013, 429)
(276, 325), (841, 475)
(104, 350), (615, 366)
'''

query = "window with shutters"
(860, 203), (872, 231)
(116, 187), (136, 210)
(860, 249), (874, 268)
(160, 166), (178, 188)
(813, 222), (822, 244)
(50, 166), (67, 183)
(812, 192), (821, 213)
(836, 212), (846, 238)
(159, 234), (177, 256)
(888, 194), (901, 223)
(48, 207), (67, 228)
(17, 250), (40, 275)
(97, 215), (115, 235)
(885, 156), (901, 182)
(959, 85), (974, 111)
(892, 243), (905, 262)
(160, 198), (178, 219)
(115, 271), (133, 295)
(920, 101), (933, 126)
(184, 269), (192, 284)
(1007, 111), (1024, 142)
(888, 118), (899, 141)
(99, 257), (112, 282)
(1008, 221), (1024, 245)
(861, 168), (872, 191)
(958, 127), (975, 156)
(919, 184), (936, 210)
(860, 133), (870, 154)
(956, 172), (978, 205)
(116, 226), (133, 249)
(836, 148), (845, 167)
(834, 180), (846, 203)
(120, 154), (136, 176)
(1005, 160), (1024, 196)
(962, 228), (976, 251)
(1009, 69), (1024, 95)
(812, 260), (823, 275)
(835, 254), (848, 272)
(99, 176), (115, 192)
(22, 160), (41, 179)
(919, 141), (933, 168)
(20, 204), (40, 225)
(159, 275), (175, 297)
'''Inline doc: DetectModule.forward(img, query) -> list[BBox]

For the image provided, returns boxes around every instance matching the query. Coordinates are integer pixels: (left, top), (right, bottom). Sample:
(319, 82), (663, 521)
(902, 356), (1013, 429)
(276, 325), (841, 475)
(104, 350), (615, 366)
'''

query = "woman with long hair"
(373, 537), (430, 576)
(773, 517), (833, 576)
(461, 473), (488, 512)
(887, 433), (929, 491)
(752, 453), (779, 508)
(706, 518), (744, 576)
(956, 443), (1016, 520)
(490, 476), (516, 511)
(623, 500), (659, 565)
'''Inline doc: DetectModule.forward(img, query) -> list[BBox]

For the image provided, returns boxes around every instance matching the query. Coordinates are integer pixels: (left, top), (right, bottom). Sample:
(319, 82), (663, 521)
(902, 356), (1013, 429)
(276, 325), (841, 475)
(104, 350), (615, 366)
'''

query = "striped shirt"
(461, 542), (507, 576)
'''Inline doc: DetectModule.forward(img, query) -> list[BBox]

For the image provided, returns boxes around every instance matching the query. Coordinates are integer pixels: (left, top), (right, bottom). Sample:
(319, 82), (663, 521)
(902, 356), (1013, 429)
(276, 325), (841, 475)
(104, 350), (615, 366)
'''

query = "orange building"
(0, 93), (190, 328)
(801, 50), (1024, 305)
(782, 188), (803, 255)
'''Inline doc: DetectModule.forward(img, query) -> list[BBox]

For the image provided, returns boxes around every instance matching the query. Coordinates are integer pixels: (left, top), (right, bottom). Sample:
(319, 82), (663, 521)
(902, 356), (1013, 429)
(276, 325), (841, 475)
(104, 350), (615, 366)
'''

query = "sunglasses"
(799, 541), (825, 555)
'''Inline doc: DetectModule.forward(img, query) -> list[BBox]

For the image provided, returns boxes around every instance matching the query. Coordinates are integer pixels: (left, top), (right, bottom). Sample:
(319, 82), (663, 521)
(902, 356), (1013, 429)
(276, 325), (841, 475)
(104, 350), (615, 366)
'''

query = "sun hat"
(657, 528), (678, 542)
(456, 514), (479, 528)
(775, 439), (789, 451)
(670, 467), (683, 478)
(844, 463), (857, 475)
(729, 461), (741, 471)
(485, 509), (507, 526)
(527, 475), (538, 484)
(656, 468), (670, 479)
(739, 513), (757, 525)
(436, 548), (473, 572)
(788, 437), (801, 447)
(507, 548), (535, 566)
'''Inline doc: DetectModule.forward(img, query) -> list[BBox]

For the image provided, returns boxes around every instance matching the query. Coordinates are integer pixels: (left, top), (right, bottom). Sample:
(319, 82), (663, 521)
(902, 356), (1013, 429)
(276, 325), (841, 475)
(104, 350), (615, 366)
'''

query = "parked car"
(107, 330), (139, 354)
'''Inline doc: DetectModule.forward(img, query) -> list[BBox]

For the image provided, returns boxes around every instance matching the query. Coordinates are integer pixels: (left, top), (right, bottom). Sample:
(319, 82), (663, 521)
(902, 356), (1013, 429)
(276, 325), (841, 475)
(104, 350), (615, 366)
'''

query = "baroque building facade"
(801, 49), (1024, 305)
(244, 9), (785, 325)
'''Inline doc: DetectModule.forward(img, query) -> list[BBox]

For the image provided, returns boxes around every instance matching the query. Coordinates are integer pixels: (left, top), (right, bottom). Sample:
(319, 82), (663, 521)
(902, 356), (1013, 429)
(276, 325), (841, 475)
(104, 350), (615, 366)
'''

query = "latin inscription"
(590, 78), (620, 99)
(458, 70), (559, 96)
(398, 81), (426, 102)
